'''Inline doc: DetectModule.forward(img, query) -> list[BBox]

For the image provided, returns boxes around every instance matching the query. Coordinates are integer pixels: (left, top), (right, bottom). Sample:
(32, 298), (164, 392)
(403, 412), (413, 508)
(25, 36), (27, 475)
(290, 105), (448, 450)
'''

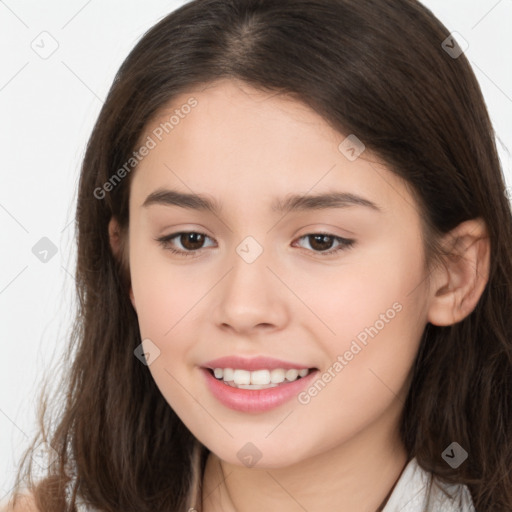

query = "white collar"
(382, 457), (475, 511)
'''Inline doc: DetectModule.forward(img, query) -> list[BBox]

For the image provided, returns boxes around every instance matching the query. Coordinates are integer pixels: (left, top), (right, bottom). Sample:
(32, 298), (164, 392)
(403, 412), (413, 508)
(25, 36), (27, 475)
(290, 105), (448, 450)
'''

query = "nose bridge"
(214, 233), (289, 331)
(227, 234), (273, 301)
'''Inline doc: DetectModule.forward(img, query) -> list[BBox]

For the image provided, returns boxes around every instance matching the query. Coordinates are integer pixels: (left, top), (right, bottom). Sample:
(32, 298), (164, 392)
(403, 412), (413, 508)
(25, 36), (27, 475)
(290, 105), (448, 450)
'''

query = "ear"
(108, 216), (122, 259)
(427, 218), (490, 326)
(108, 217), (136, 311)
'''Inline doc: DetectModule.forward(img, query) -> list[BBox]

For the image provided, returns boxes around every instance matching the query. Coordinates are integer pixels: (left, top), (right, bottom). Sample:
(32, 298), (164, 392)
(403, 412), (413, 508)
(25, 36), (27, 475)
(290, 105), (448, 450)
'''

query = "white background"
(1, 0), (511, 502)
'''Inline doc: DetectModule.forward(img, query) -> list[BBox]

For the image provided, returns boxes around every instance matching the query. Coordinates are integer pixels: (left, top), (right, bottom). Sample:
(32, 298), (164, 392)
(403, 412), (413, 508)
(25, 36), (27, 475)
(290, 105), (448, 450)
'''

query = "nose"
(212, 244), (291, 336)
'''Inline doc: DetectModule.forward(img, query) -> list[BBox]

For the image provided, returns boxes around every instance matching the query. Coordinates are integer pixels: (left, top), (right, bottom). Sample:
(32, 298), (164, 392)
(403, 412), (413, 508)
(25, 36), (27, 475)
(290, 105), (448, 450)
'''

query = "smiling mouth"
(205, 367), (318, 390)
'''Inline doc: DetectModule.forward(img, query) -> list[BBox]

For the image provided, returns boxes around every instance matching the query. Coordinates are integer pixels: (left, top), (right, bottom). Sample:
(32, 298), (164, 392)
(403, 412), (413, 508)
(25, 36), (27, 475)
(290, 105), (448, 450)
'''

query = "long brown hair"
(7, 0), (512, 510)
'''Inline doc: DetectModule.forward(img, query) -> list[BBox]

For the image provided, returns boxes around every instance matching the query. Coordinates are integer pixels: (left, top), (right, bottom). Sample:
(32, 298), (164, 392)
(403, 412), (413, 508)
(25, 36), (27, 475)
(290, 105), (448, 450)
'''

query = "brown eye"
(179, 232), (207, 250)
(156, 231), (216, 257)
(294, 233), (355, 255)
(307, 234), (336, 251)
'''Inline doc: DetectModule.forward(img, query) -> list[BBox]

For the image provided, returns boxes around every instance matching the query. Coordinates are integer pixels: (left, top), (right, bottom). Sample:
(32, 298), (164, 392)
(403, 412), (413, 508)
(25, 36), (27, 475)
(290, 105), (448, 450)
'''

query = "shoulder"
(1, 492), (40, 512)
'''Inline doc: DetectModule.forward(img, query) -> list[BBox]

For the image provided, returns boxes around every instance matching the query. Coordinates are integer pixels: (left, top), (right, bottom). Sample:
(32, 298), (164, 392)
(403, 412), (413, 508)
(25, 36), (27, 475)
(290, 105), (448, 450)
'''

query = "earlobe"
(427, 218), (490, 326)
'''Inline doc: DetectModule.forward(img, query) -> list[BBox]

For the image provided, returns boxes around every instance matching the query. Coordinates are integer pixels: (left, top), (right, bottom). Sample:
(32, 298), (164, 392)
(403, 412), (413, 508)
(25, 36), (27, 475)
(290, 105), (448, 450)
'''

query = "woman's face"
(126, 78), (431, 468)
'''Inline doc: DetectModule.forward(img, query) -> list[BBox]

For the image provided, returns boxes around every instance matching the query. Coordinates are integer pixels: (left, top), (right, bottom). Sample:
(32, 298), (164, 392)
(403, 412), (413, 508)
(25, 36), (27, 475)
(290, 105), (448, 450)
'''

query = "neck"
(201, 403), (408, 512)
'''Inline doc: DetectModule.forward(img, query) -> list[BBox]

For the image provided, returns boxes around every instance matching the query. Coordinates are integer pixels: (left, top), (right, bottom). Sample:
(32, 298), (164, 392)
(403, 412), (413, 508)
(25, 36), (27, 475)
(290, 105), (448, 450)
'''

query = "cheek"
(292, 232), (427, 343)
(129, 240), (202, 415)
(305, 241), (426, 416)
(128, 235), (200, 347)
(294, 234), (427, 406)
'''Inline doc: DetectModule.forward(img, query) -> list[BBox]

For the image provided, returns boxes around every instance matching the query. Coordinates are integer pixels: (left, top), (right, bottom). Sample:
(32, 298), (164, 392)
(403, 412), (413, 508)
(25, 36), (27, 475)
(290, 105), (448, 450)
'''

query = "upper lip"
(202, 356), (316, 371)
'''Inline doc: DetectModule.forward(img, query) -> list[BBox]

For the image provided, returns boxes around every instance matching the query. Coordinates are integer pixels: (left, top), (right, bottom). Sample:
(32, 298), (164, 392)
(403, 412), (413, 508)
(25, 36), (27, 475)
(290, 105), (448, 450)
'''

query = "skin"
(109, 78), (490, 512)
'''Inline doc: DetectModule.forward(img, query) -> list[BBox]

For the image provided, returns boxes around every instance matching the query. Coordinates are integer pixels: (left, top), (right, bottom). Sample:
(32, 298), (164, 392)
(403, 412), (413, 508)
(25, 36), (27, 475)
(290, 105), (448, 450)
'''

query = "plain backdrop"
(1, 0), (511, 501)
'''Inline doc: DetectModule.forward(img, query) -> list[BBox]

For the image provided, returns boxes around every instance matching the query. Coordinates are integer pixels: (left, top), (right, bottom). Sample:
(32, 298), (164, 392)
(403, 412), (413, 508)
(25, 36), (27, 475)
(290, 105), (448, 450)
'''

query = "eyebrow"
(142, 188), (382, 213)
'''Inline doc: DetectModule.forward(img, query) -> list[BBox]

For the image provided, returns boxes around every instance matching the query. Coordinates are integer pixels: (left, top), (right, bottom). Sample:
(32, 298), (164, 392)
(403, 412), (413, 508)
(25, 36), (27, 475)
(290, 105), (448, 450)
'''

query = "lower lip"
(201, 367), (319, 413)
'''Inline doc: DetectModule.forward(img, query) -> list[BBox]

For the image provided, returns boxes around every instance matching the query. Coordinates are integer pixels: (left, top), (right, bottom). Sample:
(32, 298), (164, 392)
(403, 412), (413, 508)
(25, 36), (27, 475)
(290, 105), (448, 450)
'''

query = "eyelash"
(155, 231), (356, 258)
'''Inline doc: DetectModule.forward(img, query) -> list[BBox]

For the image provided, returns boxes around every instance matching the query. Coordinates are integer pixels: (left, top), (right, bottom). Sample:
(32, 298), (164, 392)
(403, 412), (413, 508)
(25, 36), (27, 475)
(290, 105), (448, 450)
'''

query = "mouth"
(204, 366), (318, 390)
(201, 366), (320, 413)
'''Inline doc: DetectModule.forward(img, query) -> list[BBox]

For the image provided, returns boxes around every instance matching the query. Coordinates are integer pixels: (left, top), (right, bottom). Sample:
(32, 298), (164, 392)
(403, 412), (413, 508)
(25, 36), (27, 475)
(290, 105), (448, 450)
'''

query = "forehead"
(129, 79), (413, 217)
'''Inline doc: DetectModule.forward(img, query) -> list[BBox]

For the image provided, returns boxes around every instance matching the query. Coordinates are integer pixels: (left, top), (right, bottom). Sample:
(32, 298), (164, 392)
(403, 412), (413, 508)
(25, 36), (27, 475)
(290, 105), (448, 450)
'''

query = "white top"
(382, 457), (475, 511)
(69, 457), (475, 512)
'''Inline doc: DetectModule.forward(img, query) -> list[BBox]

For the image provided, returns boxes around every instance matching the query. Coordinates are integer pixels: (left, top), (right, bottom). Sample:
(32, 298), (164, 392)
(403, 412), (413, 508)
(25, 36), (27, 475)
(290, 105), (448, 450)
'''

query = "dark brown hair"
(7, 0), (512, 510)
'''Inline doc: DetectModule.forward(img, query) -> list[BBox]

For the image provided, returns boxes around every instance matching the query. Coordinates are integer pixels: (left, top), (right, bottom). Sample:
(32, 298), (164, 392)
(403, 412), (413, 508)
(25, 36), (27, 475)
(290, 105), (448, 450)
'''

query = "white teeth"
(285, 369), (299, 381)
(233, 369), (251, 385)
(211, 367), (311, 386)
(223, 368), (234, 381)
(270, 368), (285, 384)
(251, 369), (271, 385)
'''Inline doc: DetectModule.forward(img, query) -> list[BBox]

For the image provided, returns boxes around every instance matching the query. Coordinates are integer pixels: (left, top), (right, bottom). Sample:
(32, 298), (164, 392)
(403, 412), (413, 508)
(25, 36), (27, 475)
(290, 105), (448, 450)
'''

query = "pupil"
(182, 233), (204, 250)
(310, 234), (333, 251)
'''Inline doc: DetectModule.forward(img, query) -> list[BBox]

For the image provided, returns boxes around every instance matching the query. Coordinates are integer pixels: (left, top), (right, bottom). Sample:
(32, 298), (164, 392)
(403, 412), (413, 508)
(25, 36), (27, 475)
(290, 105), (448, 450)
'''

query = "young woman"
(5, 0), (512, 510)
